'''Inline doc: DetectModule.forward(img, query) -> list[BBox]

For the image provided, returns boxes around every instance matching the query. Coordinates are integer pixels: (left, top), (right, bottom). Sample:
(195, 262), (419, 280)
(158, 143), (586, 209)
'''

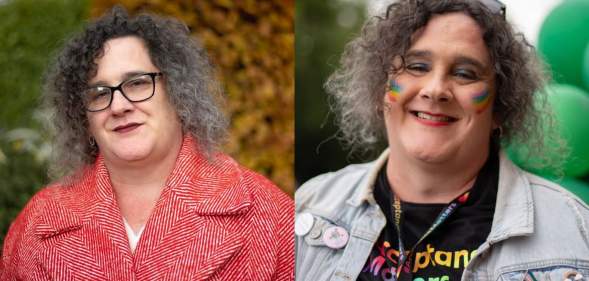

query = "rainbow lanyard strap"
(392, 190), (471, 279)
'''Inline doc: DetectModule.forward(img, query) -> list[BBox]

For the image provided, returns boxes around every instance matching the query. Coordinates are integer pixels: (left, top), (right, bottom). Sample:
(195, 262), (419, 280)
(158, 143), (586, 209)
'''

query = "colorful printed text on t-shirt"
(361, 240), (478, 281)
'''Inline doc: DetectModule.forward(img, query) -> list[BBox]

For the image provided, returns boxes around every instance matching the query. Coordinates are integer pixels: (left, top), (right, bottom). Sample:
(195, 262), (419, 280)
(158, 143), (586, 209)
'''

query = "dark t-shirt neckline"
(358, 148), (499, 281)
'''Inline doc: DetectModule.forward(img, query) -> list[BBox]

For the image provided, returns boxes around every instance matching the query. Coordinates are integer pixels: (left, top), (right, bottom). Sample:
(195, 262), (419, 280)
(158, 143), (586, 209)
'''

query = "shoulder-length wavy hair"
(326, 0), (559, 161)
(43, 5), (228, 179)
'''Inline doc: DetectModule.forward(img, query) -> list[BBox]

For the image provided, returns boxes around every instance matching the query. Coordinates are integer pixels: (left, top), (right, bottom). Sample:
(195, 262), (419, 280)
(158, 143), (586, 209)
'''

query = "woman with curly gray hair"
(2, 6), (293, 280)
(296, 0), (589, 280)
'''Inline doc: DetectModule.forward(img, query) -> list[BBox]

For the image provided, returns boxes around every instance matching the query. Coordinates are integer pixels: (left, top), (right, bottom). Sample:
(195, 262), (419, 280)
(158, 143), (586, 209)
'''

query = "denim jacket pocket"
(499, 264), (589, 281)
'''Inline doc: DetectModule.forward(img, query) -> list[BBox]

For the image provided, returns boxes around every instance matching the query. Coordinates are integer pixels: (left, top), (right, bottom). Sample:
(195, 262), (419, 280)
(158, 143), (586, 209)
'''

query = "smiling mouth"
(410, 111), (458, 123)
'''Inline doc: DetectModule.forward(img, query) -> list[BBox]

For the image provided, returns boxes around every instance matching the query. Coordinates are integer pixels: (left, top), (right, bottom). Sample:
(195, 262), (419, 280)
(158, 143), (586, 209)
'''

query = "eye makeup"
(388, 79), (402, 101)
(472, 90), (491, 113)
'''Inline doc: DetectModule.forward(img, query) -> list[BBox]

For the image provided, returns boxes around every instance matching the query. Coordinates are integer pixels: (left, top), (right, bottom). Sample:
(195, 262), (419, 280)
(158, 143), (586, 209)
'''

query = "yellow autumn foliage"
(91, 0), (294, 196)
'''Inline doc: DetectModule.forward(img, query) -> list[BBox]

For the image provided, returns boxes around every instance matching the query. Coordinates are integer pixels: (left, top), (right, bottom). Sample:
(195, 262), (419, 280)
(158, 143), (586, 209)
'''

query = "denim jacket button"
(335, 271), (352, 280)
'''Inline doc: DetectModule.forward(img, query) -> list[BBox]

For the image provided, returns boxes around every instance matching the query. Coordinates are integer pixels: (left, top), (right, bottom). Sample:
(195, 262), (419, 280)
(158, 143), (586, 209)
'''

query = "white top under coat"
(122, 217), (145, 253)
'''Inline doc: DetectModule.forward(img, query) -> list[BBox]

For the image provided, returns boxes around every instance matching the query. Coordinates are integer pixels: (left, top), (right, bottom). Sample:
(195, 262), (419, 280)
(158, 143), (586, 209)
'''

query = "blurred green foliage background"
(0, 0), (88, 250)
(295, 0), (367, 185)
(1, 0), (293, 248)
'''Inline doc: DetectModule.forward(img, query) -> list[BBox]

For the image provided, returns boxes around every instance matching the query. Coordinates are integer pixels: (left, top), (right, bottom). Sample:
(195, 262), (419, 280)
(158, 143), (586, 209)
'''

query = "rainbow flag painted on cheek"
(388, 80), (402, 101)
(472, 90), (491, 113)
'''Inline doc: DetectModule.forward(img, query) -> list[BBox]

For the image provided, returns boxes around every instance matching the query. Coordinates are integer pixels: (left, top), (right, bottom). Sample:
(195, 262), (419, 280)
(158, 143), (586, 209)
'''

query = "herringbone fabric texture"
(1, 136), (294, 280)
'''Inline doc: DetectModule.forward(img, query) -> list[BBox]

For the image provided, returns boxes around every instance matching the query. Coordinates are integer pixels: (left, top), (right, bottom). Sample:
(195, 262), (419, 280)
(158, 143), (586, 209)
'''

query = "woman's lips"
(113, 123), (142, 133)
(410, 111), (458, 127)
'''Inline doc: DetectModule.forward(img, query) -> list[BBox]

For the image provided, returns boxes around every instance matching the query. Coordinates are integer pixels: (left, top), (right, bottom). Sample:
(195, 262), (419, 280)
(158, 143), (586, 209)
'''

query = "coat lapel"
(34, 159), (134, 280)
(132, 136), (252, 280)
(34, 136), (252, 280)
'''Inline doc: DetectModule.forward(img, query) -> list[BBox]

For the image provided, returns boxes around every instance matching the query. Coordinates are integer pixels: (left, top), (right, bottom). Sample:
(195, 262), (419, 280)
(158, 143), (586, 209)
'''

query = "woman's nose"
(418, 74), (453, 103)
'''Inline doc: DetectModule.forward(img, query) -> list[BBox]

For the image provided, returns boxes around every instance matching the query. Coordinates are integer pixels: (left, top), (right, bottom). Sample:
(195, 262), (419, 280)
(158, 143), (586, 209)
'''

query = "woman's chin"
(406, 145), (454, 164)
(107, 147), (152, 164)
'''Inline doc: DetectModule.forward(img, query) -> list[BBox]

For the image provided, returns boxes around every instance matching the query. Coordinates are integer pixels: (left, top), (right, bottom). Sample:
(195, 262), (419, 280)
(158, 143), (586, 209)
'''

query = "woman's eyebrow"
(88, 71), (149, 87)
(405, 49), (431, 60)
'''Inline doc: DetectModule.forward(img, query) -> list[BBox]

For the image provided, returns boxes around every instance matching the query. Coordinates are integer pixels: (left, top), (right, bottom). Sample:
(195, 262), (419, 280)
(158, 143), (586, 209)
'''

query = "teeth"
(416, 112), (451, 122)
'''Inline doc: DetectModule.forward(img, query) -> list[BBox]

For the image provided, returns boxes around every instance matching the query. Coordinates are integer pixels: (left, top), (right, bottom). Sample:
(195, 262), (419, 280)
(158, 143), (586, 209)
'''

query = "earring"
(89, 136), (96, 147)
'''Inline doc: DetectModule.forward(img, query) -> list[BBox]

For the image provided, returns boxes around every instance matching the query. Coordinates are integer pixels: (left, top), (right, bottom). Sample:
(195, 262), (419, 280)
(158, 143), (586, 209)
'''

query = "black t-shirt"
(357, 152), (499, 281)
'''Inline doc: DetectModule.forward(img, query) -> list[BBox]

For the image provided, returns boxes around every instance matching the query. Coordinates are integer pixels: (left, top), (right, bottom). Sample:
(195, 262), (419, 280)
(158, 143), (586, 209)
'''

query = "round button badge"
(322, 226), (349, 249)
(295, 213), (315, 236)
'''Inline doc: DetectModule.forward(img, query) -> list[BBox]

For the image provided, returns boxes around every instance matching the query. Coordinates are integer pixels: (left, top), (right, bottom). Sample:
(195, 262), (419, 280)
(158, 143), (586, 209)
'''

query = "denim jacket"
(295, 149), (589, 281)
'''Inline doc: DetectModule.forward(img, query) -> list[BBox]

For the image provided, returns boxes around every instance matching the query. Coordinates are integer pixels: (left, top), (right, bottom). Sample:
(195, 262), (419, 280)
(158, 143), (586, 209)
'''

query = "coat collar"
(36, 134), (252, 239)
(145, 135), (252, 216)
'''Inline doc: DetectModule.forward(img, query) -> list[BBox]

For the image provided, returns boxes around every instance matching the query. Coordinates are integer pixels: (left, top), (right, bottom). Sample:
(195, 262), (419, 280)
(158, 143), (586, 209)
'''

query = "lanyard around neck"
(391, 190), (471, 279)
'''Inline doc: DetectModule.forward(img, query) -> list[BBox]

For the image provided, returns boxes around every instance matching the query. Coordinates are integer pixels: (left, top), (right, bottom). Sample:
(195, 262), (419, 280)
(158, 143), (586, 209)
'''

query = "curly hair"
(43, 5), (228, 179)
(326, 0), (561, 163)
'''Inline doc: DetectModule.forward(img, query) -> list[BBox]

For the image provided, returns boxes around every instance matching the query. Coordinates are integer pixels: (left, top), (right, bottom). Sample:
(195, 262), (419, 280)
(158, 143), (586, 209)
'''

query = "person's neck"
(385, 150), (488, 204)
(106, 140), (183, 198)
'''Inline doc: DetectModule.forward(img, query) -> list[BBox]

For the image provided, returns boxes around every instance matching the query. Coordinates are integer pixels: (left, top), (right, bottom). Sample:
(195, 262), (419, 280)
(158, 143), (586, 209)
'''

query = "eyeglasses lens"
(84, 74), (156, 112)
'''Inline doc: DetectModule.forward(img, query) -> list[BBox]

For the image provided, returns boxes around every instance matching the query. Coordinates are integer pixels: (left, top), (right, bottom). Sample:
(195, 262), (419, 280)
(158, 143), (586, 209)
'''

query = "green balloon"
(538, 0), (589, 90)
(507, 84), (589, 177)
(583, 43), (589, 91)
(552, 177), (589, 204)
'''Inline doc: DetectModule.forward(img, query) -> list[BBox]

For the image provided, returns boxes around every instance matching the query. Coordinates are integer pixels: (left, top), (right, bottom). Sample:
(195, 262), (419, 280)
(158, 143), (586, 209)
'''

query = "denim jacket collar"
(345, 149), (534, 242)
(346, 149), (390, 207)
(487, 151), (534, 242)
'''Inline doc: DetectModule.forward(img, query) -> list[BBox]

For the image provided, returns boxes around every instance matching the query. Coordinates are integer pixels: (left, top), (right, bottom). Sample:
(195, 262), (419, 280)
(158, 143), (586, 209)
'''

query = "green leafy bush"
(0, 0), (89, 249)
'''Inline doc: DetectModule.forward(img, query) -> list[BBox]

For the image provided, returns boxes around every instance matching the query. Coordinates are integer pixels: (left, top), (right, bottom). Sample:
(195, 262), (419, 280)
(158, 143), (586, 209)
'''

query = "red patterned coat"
(1, 137), (294, 280)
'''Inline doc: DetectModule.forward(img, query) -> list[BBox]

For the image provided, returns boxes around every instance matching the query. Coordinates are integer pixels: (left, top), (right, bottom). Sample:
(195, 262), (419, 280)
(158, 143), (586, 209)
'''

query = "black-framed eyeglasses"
(83, 72), (163, 112)
(480, 0), (506, 19)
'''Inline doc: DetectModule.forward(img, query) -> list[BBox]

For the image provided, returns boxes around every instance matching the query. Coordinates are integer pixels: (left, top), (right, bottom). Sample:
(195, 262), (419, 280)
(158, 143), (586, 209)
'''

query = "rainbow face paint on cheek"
(472, 90), (491, 113)
(388, 79), (402, 101)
